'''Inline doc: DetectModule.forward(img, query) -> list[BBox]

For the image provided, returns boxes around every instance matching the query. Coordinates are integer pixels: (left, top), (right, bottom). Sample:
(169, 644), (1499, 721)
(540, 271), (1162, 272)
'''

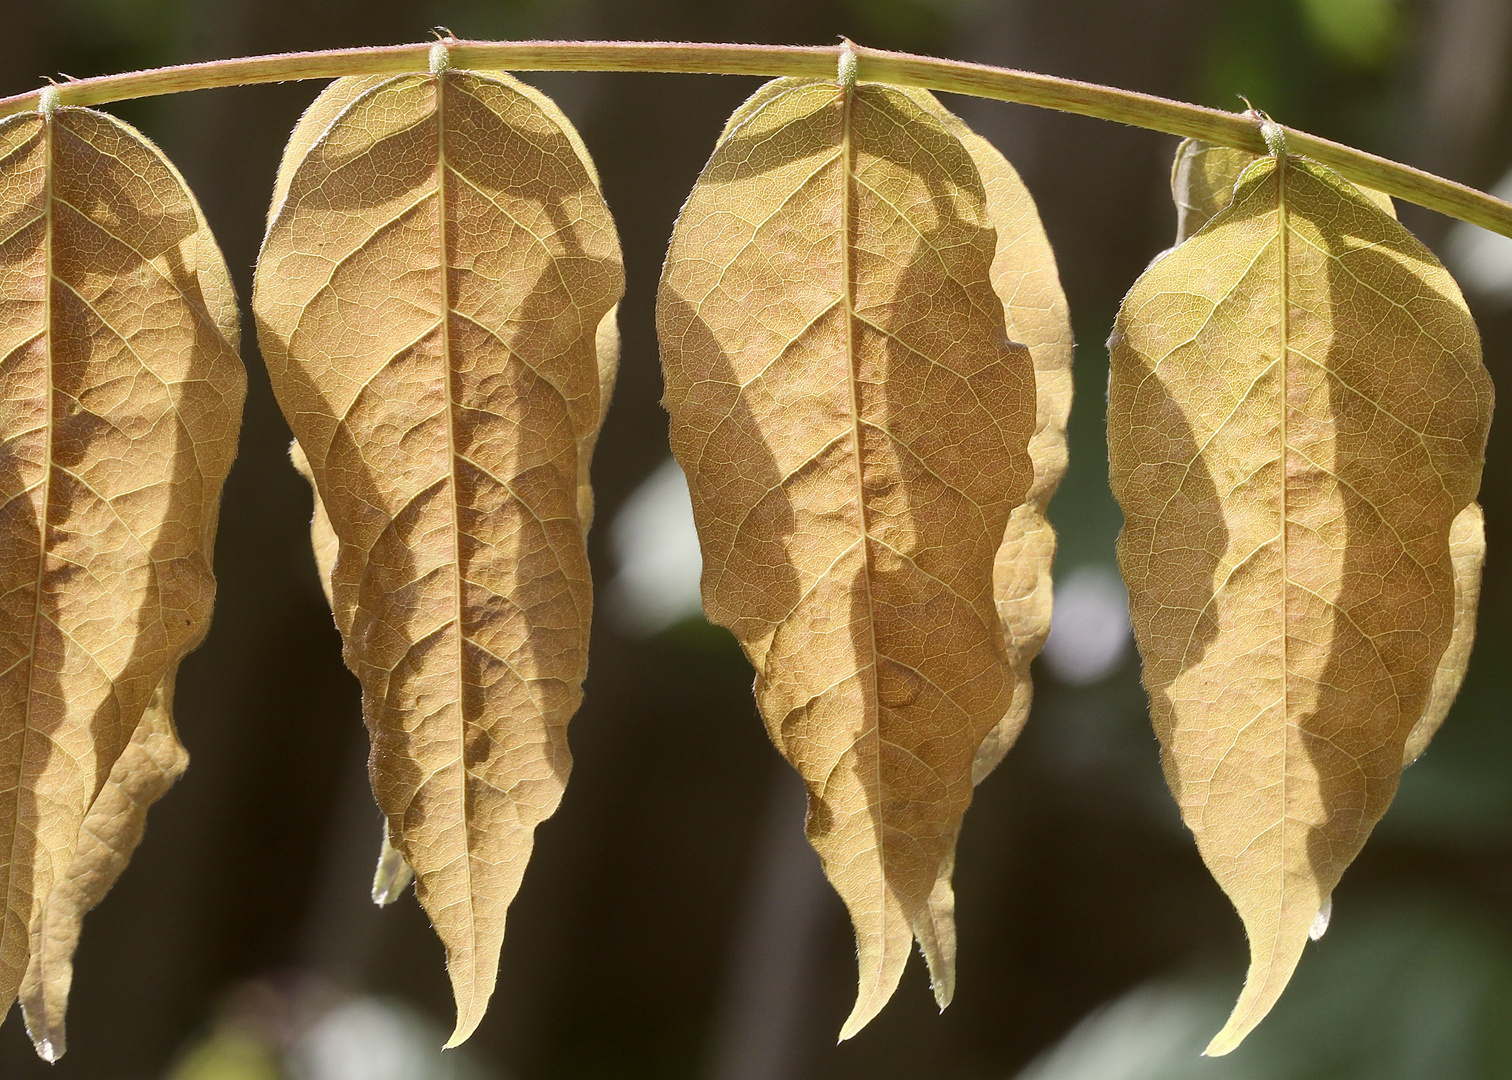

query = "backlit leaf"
(657, 77), (1037, 1037)
(1108, 153), (1492, 1054)
(291, 301), (617, 911)
(254, 69), (623, 1044)
(0, 104), (244, 1039)
(1168, 139), (1486, 775)
(946, 105), (1072, 785)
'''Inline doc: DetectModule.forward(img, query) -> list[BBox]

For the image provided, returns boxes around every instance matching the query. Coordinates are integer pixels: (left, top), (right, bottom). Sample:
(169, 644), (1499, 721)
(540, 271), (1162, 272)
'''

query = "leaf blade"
(1109, 154), (1492, 1054)
(255, 69), (622, 1044)
(1167, 136), (1486, 767)
(657, 78), (1037, 1036)
(0, 105), (243, 1024)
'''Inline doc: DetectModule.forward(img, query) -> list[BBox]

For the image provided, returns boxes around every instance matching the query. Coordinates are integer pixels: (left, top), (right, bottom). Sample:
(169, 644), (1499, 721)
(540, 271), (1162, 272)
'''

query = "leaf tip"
(23, 1006), (65, 1065)
(836, 950), (908, 1041)
(1203, 923), (1312, 1058)
(834, 914), (915, 1042)
(1204, 987), (1272, 1056)
(1308, 895), (1333, 941)
(21, 960), (68, 1063)
(442, 1003), (485, 1050)
(931, 978), (954, 1013)
(370, 832), (414, 906)
(837, 964), (893, 1040)
(1202, 1024), (1246, 1058)
(440, 950), (498, 1051)
(912, 894), (958, 1012)
(836, 1009), (871, 1043)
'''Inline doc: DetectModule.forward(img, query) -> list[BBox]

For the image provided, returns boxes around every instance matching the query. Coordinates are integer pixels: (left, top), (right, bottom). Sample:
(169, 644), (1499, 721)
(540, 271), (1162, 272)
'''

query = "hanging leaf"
(254, 68), (623, 1044)
(1108, 152), (1492, 1055)
(0, 103), (244, 1043)
(290, 298), (617, 912)
(1168, 139), (1486, 775)
(658, 77), (1038, 1037)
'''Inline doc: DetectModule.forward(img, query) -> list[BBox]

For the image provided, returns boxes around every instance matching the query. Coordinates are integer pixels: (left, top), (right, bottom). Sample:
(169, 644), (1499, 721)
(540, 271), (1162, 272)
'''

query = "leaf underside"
(0, 105), (243, 1058)
(1109, 153), (1492, 1055)
(658, 77), (1047, 1037)
(255, 68), (623, 1045)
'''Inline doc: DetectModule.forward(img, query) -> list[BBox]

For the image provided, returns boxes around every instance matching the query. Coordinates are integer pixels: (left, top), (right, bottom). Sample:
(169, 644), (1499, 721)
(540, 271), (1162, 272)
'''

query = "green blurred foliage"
(1299, 0), (1405, 68)
(1017, 894), (1512, 1080)
(1195, 0), (1413, 147)
(167, 1030), (283, 1080)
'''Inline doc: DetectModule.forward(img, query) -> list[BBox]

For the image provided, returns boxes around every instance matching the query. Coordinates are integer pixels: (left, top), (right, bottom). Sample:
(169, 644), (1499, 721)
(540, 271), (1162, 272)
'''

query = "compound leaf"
(254, 69), (623, 1044)
(1109, 153), (1492, 1055)
(658, 77), (1037, 1037)
(0, 105), (243, 1046)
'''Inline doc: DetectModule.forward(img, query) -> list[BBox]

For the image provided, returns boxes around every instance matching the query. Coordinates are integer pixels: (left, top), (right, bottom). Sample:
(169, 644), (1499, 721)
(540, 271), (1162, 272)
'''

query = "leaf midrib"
(433, 71), (480, 988)
(7, 113), (56, 984)
(837, 81), (896, 1019)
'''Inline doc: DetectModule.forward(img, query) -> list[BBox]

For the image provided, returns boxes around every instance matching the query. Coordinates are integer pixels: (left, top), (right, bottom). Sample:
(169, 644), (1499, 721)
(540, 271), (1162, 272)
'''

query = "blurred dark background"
(3, 0), (1512, 1077)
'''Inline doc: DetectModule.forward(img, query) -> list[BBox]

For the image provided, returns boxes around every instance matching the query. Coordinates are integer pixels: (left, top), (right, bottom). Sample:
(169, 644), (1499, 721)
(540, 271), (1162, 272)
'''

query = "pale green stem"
(1, 39), (1509, 236)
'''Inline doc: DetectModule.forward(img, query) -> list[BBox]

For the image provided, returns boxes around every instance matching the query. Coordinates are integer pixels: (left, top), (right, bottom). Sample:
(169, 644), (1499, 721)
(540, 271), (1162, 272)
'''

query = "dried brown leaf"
(292, 302), (616, 914)
(0, 105), (243, 1032)
(1167, 139), (1486, 770)
(1109, 154), (1492, 1054)
(19, 674), (188, 1061)
(255, 69), (623, 1044)
(657, 78), (1037, 1037)
(943, 106), (1072, 784)
(293, 306), (617, 913)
